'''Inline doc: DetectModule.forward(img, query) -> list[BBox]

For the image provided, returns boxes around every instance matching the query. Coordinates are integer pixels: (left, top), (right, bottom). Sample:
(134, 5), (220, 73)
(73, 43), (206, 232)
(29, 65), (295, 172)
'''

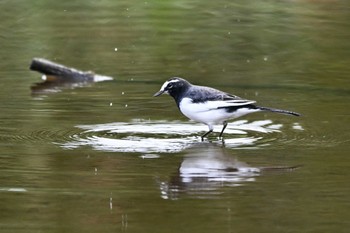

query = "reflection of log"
(30, 58), (95, 81)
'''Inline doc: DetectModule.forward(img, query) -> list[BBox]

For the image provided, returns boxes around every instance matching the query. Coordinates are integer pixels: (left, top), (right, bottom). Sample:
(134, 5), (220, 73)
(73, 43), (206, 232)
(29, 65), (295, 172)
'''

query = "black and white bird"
(154, 77), (300, 140)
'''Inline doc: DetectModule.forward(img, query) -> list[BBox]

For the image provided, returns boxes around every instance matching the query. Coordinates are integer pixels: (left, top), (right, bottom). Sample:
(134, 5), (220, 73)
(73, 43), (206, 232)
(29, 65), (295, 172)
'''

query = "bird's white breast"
(179, 97), (260, 125)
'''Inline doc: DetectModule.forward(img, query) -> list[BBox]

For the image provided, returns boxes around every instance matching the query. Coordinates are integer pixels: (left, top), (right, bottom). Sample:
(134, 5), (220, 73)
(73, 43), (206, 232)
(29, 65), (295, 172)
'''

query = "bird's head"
(153, 77), (190, 98)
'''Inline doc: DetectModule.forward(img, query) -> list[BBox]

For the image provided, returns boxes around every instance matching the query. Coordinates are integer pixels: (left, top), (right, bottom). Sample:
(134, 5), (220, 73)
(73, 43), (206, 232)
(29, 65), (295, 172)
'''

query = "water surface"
(0, 1), (349, 232)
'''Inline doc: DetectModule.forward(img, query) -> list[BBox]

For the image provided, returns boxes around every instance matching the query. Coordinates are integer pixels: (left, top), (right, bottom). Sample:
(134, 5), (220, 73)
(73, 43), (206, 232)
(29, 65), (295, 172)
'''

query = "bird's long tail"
(257, 106), (301, 116)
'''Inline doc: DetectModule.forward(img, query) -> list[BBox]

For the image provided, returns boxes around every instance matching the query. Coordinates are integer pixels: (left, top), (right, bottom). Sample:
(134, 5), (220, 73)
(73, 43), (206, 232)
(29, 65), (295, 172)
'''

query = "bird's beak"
(153, 90), (164, 97)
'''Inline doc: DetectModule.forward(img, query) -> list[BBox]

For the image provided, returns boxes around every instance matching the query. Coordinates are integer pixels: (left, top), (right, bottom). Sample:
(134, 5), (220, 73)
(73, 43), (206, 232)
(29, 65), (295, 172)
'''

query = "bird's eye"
(168, 83), (173, 88)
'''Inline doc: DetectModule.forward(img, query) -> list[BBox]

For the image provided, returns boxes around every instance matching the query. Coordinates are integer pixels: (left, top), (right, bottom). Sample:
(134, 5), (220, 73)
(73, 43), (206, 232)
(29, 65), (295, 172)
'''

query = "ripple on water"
(0, 119), (303, 200)
(0, 119), (306, 154)
(0, 128), (83, 144)
(59, 119), (298, 153)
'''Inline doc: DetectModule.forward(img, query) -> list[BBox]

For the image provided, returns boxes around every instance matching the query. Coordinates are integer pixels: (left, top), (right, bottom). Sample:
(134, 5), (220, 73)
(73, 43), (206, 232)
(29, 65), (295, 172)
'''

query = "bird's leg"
(201, 125), (213, 141)
(219, 121), (228, 139)
(221, 138), (226, 147)
(201, 130), (213, 141)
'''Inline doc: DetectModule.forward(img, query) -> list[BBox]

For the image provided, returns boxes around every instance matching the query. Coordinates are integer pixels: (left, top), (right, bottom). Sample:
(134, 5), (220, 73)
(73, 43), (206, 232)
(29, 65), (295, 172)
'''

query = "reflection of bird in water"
(159, 143), (298, 200)
(159, 143), (258, 200)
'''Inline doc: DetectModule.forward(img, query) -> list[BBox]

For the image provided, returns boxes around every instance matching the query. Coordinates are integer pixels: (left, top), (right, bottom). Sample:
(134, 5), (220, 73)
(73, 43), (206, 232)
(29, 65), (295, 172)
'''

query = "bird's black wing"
(187, 85), (256, 109)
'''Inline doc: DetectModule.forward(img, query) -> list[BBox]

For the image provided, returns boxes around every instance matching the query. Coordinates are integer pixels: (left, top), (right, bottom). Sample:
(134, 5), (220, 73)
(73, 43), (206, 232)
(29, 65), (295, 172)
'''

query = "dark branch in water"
(30, 58), (95, 81)
(29, 58), (113, 94)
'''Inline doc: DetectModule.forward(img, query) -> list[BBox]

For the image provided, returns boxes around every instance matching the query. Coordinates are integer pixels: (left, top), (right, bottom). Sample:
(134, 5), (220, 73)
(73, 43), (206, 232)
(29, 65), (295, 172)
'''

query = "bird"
(153, 77), (300, 141)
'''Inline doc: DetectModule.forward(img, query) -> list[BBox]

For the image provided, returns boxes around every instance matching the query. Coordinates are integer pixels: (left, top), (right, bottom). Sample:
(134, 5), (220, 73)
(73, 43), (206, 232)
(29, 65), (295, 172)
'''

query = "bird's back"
(186, 85), (243, 103)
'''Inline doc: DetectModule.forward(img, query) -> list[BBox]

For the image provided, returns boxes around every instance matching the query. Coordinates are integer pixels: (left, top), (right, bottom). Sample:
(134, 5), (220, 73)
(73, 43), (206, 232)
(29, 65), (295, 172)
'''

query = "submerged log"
(30, 58), (95, 82)
(30, 58), (113, 94)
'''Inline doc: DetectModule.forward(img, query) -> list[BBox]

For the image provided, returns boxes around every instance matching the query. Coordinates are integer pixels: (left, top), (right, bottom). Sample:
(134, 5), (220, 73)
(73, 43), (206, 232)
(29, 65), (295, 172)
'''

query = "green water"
(1, 1), (349, 232)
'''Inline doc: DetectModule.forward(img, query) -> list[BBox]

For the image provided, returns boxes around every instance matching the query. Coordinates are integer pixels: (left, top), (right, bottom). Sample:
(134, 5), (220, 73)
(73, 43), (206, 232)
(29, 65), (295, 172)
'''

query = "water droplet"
(110, 197), (113, 210)
(7, 188), (27, 192)
(292, 123), (304, 131)
(140, 154), (160, 159)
